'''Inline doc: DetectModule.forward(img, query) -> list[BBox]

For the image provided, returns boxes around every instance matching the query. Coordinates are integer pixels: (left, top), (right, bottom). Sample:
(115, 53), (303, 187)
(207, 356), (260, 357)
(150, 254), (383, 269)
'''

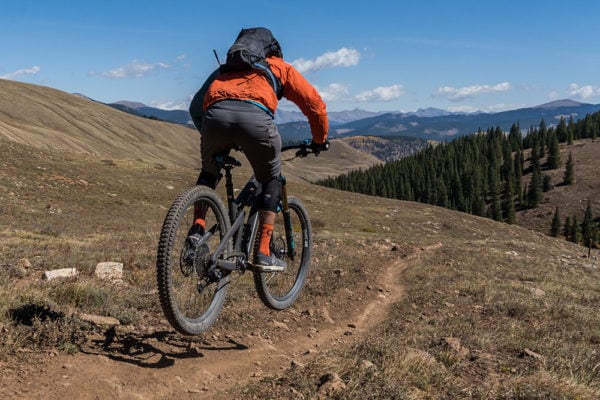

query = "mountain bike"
(156, 142), (320, 335)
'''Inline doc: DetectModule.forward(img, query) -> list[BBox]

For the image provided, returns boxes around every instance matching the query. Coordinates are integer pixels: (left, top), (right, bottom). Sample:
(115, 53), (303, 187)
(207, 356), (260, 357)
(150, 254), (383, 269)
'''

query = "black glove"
(310, 139), (330, 154)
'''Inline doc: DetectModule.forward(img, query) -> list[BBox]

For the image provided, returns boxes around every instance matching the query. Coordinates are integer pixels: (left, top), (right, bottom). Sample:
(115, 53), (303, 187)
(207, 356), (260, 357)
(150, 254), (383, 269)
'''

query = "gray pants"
(200, 100), (282, 185)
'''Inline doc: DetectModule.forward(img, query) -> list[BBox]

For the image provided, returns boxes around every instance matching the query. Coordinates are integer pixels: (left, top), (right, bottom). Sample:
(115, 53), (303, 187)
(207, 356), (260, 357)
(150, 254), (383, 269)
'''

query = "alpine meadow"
(1, 75), (600, 400)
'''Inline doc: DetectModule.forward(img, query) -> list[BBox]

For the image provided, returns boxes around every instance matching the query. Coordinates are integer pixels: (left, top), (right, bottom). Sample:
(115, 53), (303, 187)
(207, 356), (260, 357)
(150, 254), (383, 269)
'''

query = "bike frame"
(207, 154), (293, 274)
(156, 141), (321, 334)
(205, 143), (315, 274)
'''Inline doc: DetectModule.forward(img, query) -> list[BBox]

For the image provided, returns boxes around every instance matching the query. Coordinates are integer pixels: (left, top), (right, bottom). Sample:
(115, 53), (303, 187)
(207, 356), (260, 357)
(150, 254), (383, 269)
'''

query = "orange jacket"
(202, 57), (328, 144)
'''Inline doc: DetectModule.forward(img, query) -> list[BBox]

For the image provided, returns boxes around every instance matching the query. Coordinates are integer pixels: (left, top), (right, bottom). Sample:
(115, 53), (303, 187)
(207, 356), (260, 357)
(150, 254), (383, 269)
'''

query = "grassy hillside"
(1, 135), (599, 399)
(340, 135), (430, 161)
(0, 79), (200, 168)
(0, 79), (378, 182)
(518, 139), (600, 235)
(1, 81), (599, 399)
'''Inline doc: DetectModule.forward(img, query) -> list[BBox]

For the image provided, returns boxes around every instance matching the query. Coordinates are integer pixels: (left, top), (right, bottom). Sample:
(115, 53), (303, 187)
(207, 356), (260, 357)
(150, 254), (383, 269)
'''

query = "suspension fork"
(280, 175), (296, 260)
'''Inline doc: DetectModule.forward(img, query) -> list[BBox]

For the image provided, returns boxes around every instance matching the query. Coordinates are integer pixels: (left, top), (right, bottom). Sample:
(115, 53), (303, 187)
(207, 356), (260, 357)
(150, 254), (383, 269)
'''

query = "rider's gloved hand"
(310, 139), (330, 155)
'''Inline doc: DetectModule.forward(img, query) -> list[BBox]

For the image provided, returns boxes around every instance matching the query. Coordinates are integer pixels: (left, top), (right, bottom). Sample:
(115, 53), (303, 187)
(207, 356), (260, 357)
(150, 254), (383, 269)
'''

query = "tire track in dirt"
(1, 243), (440, 400)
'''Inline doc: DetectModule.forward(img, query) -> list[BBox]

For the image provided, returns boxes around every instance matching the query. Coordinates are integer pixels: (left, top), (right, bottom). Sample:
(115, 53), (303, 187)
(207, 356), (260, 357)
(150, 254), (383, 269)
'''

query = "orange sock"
(259, 224), (273, 256)
(194, 218), (206, 229)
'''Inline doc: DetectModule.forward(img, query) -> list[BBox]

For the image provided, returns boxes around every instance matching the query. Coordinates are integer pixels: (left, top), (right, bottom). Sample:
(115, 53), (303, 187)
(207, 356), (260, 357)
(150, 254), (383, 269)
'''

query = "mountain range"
(106, 98), (600, 143)
(325, 99), (600, 141)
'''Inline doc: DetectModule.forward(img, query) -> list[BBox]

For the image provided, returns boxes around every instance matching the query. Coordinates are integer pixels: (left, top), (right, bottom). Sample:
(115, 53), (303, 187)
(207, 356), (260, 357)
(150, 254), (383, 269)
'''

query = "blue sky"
(2, 0), (600, 113)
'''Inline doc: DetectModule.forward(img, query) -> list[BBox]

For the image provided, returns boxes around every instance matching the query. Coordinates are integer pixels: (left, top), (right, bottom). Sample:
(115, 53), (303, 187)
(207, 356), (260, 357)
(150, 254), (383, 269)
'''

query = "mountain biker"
(188, 27), (330, 272)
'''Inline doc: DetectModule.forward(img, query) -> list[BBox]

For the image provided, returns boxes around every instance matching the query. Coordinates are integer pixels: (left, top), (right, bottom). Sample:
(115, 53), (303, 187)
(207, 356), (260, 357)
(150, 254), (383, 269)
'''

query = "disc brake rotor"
(271, 235), (286, 260)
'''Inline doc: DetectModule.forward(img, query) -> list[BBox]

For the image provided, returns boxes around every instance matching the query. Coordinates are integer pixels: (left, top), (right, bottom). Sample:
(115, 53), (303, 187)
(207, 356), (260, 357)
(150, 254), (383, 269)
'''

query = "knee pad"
(261, 178), (282, 212)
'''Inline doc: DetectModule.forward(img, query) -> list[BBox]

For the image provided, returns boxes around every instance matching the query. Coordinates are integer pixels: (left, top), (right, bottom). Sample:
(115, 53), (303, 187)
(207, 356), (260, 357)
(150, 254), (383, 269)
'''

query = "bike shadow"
(80, 326), (249, 369)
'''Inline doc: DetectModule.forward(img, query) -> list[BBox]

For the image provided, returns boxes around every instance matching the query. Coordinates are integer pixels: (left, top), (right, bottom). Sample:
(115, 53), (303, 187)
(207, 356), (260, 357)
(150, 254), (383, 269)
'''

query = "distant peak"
(534, 99), (587, 109)
(113, 100), (147, 109)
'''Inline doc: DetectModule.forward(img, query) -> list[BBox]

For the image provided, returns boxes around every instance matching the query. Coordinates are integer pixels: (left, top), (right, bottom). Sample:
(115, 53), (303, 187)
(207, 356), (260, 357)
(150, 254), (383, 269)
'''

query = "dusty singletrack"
(0, 244), (433, 399)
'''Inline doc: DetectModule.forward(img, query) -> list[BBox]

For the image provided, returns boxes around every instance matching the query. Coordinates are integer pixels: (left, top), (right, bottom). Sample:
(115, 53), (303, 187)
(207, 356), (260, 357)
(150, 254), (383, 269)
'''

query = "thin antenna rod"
(213, 49), (221, 65)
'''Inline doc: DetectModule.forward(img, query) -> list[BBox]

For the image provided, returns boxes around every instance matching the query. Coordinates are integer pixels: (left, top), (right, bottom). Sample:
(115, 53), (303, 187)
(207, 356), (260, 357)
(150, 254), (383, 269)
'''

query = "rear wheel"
(254, 196), (312, 310)
(156, 186), (231, 335)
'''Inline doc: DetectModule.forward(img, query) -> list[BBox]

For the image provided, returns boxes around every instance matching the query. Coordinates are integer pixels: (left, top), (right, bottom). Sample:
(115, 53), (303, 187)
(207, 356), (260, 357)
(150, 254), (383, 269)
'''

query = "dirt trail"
(1, 246), (430, 400)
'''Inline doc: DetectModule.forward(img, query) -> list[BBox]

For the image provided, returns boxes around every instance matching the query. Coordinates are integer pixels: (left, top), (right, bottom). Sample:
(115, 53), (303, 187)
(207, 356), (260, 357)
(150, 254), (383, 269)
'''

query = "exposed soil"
(0, 243), (422, 400)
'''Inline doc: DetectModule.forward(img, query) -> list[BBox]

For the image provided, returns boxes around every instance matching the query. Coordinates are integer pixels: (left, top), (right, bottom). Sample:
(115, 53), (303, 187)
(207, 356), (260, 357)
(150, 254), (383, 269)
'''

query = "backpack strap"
(253, 61), (283, 100)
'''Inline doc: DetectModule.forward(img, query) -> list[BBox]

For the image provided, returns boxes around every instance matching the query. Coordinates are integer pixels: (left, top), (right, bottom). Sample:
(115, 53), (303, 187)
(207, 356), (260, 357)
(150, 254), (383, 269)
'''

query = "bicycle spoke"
(253, 197), (312, 310)
(157, 186), (231, 335)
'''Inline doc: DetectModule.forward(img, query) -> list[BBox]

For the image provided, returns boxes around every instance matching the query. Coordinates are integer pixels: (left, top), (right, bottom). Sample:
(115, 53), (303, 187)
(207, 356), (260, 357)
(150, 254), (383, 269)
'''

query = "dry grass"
(2, 81), (600, 398)
(3, 137), (600, 398)
(239, 200), (600, 399)
(0, 79), (200, 168)
(2, 137), (600, 397)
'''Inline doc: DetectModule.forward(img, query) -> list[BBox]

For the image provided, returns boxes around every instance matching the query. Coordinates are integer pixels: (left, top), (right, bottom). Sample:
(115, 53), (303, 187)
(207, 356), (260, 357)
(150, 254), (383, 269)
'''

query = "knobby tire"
(253, 196), (312, 310)
(156, 186), (231, 335)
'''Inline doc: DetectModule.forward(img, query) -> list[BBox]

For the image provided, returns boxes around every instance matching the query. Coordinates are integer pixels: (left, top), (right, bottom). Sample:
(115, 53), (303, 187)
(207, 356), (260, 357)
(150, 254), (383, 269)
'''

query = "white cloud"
(292, 48), (360, 74)
(150, 100), (188, 111)
(568, 83), (600, 99)
(434, 82), (511, 101)
(482, 103), (523, 113)
(355, 84), (404, 102)
(93, 55), (187, 79)
(1, 66), (41, 80)
(547, 91), (560, 100)
(97, 60), (170, 79)
(317, 83), (350, 102)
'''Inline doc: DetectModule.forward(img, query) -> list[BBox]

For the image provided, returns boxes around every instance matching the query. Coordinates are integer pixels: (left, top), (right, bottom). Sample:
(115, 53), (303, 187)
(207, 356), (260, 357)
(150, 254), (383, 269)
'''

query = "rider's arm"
(189, 68), (220, 131)
(268, 58), (329, 144)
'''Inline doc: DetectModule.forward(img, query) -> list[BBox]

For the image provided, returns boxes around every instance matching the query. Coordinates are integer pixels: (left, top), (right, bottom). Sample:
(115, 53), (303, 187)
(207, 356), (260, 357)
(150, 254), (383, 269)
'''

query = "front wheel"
(156, 186), (231, 335)
(254, 196), (312, 310)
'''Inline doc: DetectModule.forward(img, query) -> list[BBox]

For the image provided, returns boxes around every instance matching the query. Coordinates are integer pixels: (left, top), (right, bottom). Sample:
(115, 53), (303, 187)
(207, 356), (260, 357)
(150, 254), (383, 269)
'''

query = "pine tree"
(530, 140), (540, 167)
(538, 118), (547, 158)
(556, 117), (568, 142)
(551, 207), (561, 237)
(567, 127), (574, 145)
(514, 149), (523, 200)
(542, 174), (552, 192)
(527, 165), (543, 208)
(564, 152), (575, 185)
(503, 195), (517, 224)
(546, 131), (561, 169)
(568, 115), (576, 141)
(563, 216), (571, 238)
(508, 122), (522, 151)
(582, 200), (595, 248)
(570, 216), (582, 244)
(472, 195), (486, 217)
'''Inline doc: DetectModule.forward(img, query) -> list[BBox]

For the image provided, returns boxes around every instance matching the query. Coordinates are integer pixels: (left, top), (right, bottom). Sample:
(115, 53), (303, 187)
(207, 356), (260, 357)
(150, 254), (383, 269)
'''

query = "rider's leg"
(257, 210), (275, 257)
(201, 100), (285, 269)
(189, 106), (233, 235)
(254, 178), (286, 270)
(257, 177), (281, 256)
(191, 170), (219, 232)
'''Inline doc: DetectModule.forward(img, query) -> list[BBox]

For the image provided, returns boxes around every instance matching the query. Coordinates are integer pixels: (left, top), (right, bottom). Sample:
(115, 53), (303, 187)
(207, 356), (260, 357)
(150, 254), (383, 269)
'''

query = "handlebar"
(281, 139), (330, 158)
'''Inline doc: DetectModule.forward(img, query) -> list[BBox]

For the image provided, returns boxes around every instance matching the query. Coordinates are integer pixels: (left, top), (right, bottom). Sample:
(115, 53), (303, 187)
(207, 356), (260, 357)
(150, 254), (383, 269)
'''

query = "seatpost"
(224, 166), (236, 223)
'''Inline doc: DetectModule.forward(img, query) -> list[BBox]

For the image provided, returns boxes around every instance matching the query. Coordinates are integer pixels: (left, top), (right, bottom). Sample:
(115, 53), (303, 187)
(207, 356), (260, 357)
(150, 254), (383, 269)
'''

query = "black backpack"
(220, 27), (284, 99)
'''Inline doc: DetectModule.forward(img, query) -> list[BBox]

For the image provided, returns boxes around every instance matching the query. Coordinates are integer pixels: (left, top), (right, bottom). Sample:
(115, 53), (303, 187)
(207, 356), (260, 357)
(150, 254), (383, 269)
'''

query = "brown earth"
(517, 139), (600, 235)
(0, 241), (422, 399)
(2, 80), (600, 399)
